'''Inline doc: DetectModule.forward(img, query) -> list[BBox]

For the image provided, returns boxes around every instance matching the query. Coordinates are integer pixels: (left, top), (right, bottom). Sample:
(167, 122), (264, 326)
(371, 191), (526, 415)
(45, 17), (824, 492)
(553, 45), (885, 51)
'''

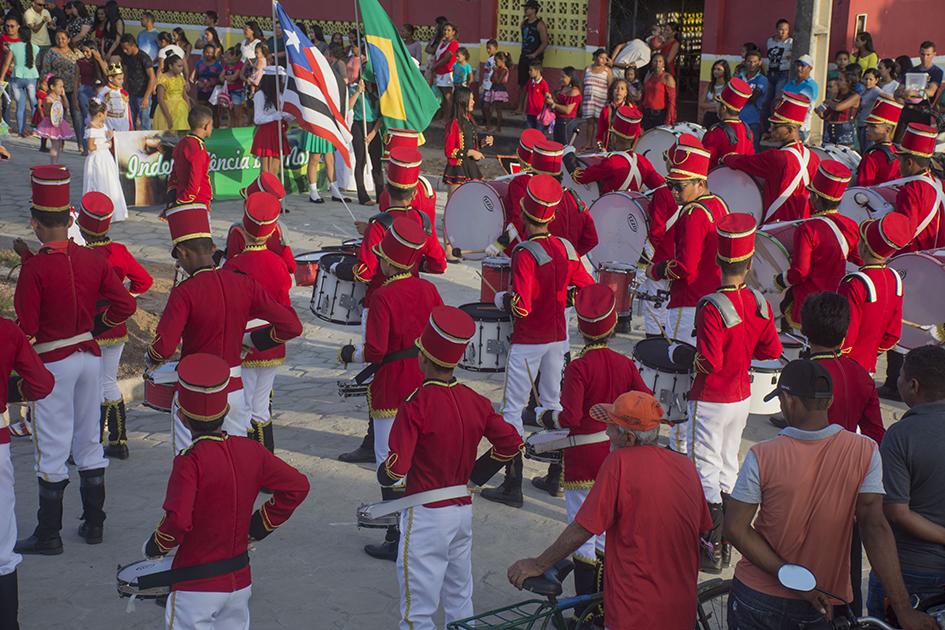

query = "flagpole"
(272, 1), (287, 214)
(353, 0), (368, 142)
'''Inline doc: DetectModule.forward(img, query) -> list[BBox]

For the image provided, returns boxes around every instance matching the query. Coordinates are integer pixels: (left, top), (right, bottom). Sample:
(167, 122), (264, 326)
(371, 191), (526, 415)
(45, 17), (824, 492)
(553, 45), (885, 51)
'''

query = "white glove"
(485, 242), (503, 257)
(493, 290), (508, 310)
(506, 223), (520, 244)
(329, 262), (339, 274)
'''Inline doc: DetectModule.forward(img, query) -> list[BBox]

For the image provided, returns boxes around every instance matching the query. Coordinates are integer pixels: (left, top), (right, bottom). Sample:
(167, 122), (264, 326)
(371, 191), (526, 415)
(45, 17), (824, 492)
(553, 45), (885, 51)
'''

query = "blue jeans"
(11, 77), (36, 134)
(129, 95), (151, 130)
(728, 578), (836, 629)
(867, 569), (945, 619)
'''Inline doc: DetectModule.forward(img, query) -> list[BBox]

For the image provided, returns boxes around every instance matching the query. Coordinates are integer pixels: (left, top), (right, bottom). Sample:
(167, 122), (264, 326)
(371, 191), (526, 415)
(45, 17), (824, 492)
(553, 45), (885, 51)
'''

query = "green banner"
(113, 126), (324, 207)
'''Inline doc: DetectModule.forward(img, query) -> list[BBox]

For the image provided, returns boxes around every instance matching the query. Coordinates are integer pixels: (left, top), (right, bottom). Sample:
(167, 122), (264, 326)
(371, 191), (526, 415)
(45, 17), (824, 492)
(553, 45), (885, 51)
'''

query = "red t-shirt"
(576, 446), (711, 630)
(525, 77), (550, 116)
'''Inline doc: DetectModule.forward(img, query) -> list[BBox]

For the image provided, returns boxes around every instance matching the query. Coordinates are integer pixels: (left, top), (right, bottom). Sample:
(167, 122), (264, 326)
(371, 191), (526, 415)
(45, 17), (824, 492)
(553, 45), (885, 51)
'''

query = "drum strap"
(361, 485), (470, 519)
(750, 288), (770, 320)
(844, 271), (878, 302)
(614, 152), (642, 191)
(515, 240), (552, 265)
(700, 293), (741, 328)
(531, 431), (609, 453)
(766, 145), (810, 220)
(559, 237), (579, 261)
(137, 552), (250, 589)
(891, 268), (903, 297)
(33, 332), (94, 354)
(353, 347), (420, 384)
(908, 176), (945, 243)
(813, 215), (850, 258)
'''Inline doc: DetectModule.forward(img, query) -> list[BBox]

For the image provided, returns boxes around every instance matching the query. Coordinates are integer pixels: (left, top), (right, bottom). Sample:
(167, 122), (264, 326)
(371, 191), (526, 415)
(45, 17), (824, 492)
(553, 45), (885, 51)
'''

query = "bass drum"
(635, 123), (706, 177)
(444, 181), (508, 260)
(746, 221), (799, 314)
(708, 166), (765, 224)
(812, 144), (861, 174)
(457, 302), (513, 372)
(587, 192), (651, 268)
(562, 147), (605, 208)
(889, 250), (945, 350)
(837, 186), (897, 227)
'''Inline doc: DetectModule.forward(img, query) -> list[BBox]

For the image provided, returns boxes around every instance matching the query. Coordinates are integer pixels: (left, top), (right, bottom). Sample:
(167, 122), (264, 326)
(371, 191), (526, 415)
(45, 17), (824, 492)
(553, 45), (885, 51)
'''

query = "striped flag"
(274, 2), (352, 166)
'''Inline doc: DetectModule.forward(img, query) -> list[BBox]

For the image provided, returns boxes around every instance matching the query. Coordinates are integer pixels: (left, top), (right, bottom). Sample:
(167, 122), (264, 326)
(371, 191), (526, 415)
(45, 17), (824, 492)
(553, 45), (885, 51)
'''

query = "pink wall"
(830, 0), (945, 60)
(701, 0), (797, 57)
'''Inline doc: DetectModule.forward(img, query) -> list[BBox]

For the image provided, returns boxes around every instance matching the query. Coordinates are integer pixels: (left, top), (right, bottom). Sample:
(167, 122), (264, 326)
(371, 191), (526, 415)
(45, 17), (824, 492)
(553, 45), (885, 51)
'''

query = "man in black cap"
(724, 360), (936, 630)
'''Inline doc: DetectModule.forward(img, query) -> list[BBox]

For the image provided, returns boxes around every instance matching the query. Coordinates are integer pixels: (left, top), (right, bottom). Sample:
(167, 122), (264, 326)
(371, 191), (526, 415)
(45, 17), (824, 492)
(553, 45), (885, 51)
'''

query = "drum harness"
(134, 552), (250, 592)
(766, 144), (811, 221)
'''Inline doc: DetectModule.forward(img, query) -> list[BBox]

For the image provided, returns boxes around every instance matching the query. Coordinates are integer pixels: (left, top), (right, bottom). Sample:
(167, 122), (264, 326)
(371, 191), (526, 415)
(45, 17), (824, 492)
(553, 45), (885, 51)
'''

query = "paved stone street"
(0, 136), (908, 628)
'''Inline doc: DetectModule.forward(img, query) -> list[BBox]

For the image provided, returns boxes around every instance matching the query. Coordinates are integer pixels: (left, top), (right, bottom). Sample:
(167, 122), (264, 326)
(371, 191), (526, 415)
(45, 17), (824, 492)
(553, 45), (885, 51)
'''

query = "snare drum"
(143, 361), (179, 412)
(356, 502), (400, 529)
(444, 181), (508, 260)
(524, 430), (567, 464)
(889, 250), (945, 349)
(708, 166), (765, 224)
(598, 261), (636, 316)
(812, 144), (861, 174)
(587, 192), (651, 268)
(310, 253), (367, 326)
(746, 221), (799, 312)
(458, 303), (513, 372)
(480, 257), (512, 303)
(116, 556), (175, 599)
(749, 358), (787, 415)
(636, 123), (707, 177)
(294, 251), (326, 287)
(337, 379), (370, 398)
(779, 332), (807, 361)
(632, 337), (694, 422)
(837, 186), (897, 226)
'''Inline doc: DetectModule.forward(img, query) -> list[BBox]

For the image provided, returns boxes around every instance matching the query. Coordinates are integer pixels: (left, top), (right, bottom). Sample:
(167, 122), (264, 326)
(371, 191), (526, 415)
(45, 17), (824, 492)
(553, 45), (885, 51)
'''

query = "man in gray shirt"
(869, 345), (945, 617)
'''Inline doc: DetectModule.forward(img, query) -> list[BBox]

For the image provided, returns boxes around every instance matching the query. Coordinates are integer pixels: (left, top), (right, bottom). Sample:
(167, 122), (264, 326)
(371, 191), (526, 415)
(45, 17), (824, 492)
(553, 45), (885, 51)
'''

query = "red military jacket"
(151, 434), (309, 592)
(856, 143), (899, 187)
(783, 212), (862, 327)
(724, 141), (820, 223)
(148, 267), (302, 392)
(549, 191), (599, 257)
(702, 119), (755, 171)
(225, 223), (296, 274)
(509, 235), (595, 345)
(354, 207), (446, 309)
(810, 350), (885, 443)
(653, 194), (729, 308)
(839, 264), (903, 374)
(557, 345), (652, 486)
(647, 185), (682, 266)
(86, 239), (153, 346)
(378, 176), (438, 236)
(691, 285), (783, 403)
(15, 240), (137, 363)
(0, 317), (54, 416)
(381, 378), (522, 506)
(363, 273), (443, 418)
(894, 173), (945, 253)
(223, 245), (295, 367)
(573, 152), (666, 195)
(169, 134), (212, 206)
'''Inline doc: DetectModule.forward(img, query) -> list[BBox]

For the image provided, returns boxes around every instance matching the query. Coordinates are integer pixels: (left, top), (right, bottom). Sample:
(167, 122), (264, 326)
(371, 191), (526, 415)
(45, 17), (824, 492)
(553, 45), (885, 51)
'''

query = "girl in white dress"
(84, 98), (128, 222)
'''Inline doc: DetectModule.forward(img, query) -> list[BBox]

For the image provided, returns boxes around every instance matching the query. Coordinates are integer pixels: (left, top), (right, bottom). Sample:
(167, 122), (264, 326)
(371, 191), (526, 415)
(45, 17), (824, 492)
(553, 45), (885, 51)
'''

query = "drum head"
(444, 181), (506, 259)
(459, 302), (511, 322)
(813, 144), (861, 173)
(635, 124), (706, 177)
(482, 256), (511, 270)
(708, 167), (765, 223)
(746, 231), (792, 307)
(838, 187), (895, 226)
(116, 556), (174, 591)
(599, 261), (635, 273)
(751, 357), (787, 373)
(890, 252), (945, 349)
(318, 252), (356, 269)
(561, 153), (603, 208)
(147, 361), (179, 385)
(587, 192), (650, 268)
(295, 250), (335, 264)
(632, 337), (694, 374)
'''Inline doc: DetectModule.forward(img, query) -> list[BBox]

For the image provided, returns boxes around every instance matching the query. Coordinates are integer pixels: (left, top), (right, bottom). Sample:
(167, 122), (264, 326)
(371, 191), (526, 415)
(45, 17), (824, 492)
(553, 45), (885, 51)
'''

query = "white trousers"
(0, 443), (20, 576)
(397, 505), (474, 630)
(241, 367), (278, 425)
(502, 340), (569, 436)
(639, 277), (669, 336)
(31, 352), (107, 482)
(686, 398), (751, 504)
(172, 389), (251, 454)
(373, 416), (394, 467)
(565, 489), (604, 564)
(164, 585), (252, 630)
(99, 342), (124, 402)
(665, 306), (697, 345)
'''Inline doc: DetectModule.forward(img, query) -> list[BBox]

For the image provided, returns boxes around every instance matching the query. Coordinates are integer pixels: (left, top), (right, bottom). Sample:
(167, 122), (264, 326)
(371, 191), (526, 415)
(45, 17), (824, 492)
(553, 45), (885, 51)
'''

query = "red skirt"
(251, 120), (290, 157)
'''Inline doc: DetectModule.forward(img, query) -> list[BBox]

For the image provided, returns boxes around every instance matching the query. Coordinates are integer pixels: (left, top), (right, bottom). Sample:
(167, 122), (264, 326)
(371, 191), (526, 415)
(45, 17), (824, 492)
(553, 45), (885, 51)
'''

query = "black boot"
(531, 463), (562, 497)
(103, 400), (129, 460)
(481, 455), (524, 507)
(14, 479), (67, 555)
(248, 419), (275, 452)
(98, 403), (108, 444)
(877, 351), (903, 401)
(572, 558), (596, 596)
(78, 468), (106, 544)
(0, 569), (19, 630)
(364, 525), (399, 561)
(339, 419), (375, 463)
(700, 502), (724, 574)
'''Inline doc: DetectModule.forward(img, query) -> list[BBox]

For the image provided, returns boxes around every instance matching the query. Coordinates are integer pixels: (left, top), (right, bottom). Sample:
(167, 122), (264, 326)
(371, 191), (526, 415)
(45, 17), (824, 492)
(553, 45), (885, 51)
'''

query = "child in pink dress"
(35, 75), (75, 163)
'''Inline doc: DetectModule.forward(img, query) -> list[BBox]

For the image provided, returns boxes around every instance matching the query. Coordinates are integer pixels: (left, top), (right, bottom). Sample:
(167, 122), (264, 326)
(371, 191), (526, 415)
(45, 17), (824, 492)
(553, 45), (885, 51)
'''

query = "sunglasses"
(667, 181), (694, 192)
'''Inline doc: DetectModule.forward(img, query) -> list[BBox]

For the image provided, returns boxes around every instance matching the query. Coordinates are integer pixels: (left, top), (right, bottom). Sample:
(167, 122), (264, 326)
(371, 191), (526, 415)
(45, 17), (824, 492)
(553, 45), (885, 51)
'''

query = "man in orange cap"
(774, 160), (861, 330)
(723, 92), (821, 223)
(857, 96), (902, 187)
(143, 353), (309, 629)
(891, 123), (945, 253)
(379, 305), (522, 629)
(77, 191), (153, 460)
(224, 191), (296, 452)
(339, 219), (444, 561)
(225, 172), (296, 274)
(167, 105), (214, 208)
(508, 390), (711, 630)
(685, 213), (782, 572)
(702, 77), (756, 170)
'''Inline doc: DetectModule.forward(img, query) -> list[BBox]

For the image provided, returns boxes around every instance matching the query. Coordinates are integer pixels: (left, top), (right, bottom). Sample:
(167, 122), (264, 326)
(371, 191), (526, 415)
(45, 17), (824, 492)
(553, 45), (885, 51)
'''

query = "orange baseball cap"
(589, 391), (665, 431)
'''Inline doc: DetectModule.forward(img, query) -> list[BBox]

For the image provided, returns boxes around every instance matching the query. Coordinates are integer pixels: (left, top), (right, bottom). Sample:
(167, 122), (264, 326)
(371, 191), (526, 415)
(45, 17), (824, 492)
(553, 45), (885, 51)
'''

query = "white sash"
(615, 152), (642, 191)
(814, 215), (850, 258)
(360, 485), (470, 519)
(32, 332), (94, 354)
(766, 145), (810, 220)
(530, 431), (609, 453)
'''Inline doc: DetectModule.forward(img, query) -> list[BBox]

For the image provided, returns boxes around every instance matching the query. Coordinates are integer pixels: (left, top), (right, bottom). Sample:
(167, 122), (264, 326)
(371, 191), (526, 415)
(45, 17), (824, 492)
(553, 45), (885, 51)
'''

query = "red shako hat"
(718, 77), (752, 112)
(898, 123), (937, 159)
(387, 147), (423, 189)
(517, 128), (546, 166)
(242, 192), (281, 240)
(386, 128), (420, 152)
(717, 213), (758, 263)
(610, 104), (643, 140)
(808, 160), (852, 202)
(768, 92), (810, 126)
(415, 305), (476, 368)
(372, 217), (426, 270)
(241, 172), (286, 200)
(576, 283), (618, 340)
(861, 212), (912, 259)
(865, 96), (903, 127)
(77, 192), (114, 236)
(31, 164), (71, 213)
(665, 134), (711, 181)
(520, 174), (562, 224)
(175, 353), (231, 423)
(530, 140), (564, 176)
(165, 201), (212, 250)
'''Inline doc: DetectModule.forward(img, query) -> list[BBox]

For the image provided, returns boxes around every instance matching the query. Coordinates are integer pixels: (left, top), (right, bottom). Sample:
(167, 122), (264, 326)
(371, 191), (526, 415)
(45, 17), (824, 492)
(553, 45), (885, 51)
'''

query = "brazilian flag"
(359, 0), (440, 139)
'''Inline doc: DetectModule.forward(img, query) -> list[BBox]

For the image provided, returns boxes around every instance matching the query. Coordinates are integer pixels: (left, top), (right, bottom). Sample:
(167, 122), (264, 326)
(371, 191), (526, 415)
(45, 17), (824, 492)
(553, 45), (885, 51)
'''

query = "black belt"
(353, 347), (419, 385)
(137, 552), (250, 589)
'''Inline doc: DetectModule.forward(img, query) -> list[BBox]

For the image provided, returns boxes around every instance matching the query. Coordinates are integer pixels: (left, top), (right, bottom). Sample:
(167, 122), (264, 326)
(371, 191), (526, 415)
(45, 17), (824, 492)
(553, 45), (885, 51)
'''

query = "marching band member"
(167, 106), (214, 209)
(143, 353), (309, 630)
(892, 123), (945, 253)
(223, 192), (295, 452)
(378, 128), (438, 234)
(339, 219), (445, 561)
(1, 318), (53, 625)
(535, 283), (651, 601)
(147, 202), (302, 454)
(13, 165), (137, 554)
(570, 104), (659, 195)
(722, 92), (821, 224)
(225, 172), (295, 274)
(775, 160), (861, 330)
(77, 191), (153, 460)
(856, 97), (903, 187)
(502, 127), (546, 224)
(379, 306), (523, 629)
(701, 77), (755, 170)
(686, 213), (782, 572)
(839, 212), (910, 374)
(481, 175), (594, 508)
(650, 134), (729, 345)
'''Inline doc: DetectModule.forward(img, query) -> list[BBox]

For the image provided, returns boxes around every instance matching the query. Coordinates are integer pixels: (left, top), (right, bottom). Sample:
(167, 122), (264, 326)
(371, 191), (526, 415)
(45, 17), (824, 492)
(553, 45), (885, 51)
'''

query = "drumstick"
(336, 194), (359, 224)
(476, 270), (498, 296)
